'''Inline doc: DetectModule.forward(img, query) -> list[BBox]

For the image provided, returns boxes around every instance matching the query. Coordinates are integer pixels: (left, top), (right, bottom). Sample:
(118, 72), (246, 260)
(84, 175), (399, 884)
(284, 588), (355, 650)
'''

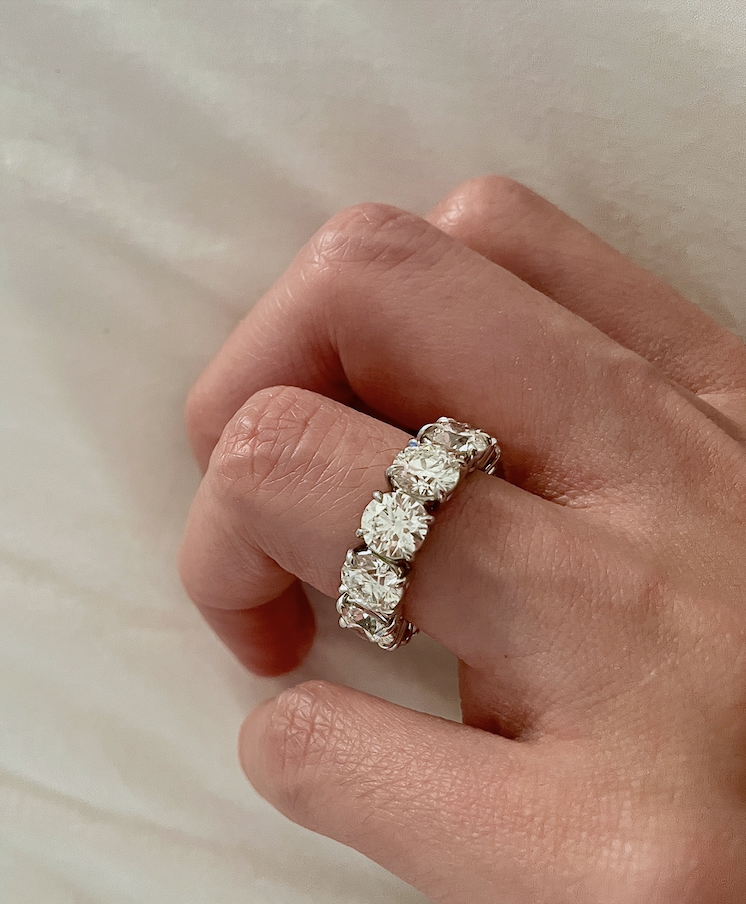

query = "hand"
(179, 176), (746, 903)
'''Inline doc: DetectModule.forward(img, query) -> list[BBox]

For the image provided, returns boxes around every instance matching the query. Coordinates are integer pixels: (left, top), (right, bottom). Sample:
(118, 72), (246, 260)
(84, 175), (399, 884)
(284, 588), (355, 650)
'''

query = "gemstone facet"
(360, 490), (431, 562)
(337, 596), (394, 643)
(419, 418), (492, 459)
(387, 442), (462, 502)
(341, 549), (406, 613)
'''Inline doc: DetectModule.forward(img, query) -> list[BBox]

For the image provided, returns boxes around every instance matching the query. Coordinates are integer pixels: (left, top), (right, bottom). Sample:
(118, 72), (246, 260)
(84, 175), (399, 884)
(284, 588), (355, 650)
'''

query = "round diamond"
(387, 443), (462, 502)
(360, 490), (431, 562)
(341, 549), (406, 613)
(419, 418), (492, 458)
(337, 596), (394, 643)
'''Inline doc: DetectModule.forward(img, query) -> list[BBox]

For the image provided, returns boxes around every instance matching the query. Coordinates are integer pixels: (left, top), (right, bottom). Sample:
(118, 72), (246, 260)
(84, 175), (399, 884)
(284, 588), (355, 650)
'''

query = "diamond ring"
(337, 417), (501, 650)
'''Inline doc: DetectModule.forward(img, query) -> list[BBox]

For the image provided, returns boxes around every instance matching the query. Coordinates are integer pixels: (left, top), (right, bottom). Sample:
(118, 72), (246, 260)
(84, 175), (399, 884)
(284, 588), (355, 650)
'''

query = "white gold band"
(337, 417), (501, 650)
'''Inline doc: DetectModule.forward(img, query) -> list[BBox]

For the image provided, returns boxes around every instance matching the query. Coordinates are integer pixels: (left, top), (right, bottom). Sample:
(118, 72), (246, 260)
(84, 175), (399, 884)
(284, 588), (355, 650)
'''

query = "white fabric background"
(1, 1), (745, 902)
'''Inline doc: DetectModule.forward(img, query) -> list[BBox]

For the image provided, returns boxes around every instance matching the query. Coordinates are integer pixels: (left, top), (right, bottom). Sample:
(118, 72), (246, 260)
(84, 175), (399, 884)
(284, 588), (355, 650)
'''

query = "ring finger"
(179, 386), (644, 734)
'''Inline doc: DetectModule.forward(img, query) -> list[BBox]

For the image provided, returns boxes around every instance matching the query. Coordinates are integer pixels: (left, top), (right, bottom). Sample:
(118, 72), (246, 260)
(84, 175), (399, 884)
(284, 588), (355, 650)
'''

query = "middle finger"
(186, 203), (661, 504)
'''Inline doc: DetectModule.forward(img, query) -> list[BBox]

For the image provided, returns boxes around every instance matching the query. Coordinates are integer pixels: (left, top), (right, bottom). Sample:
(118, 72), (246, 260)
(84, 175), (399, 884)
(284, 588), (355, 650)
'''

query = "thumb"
(239, 680), (545, 903)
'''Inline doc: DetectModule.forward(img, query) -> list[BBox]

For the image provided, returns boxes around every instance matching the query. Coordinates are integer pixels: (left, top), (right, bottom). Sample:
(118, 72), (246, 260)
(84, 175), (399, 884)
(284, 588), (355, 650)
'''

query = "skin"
(179, 176), (746, 903)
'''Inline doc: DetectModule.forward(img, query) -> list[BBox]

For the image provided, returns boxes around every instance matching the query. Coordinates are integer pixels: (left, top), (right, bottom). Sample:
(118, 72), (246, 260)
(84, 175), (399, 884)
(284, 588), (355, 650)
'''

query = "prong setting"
(338, 417), (500, 650)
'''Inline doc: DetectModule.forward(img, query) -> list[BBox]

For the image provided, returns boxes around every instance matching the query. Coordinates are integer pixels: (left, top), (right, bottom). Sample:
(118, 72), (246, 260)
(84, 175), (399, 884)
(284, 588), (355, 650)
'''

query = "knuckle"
(434, 174), (539, 231)
(211, 385), (324, 495)
(261, 681), (341, 822)
(302, 201), (436, 281)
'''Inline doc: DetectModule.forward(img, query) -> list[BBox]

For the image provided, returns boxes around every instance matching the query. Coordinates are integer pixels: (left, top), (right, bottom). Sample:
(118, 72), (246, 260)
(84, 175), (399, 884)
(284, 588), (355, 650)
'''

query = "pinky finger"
(239, 680), (553, 903)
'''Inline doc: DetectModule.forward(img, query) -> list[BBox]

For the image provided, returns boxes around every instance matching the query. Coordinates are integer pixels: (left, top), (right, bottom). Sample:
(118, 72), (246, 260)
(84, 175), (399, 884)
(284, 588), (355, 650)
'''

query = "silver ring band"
(337, 417), (501, 650)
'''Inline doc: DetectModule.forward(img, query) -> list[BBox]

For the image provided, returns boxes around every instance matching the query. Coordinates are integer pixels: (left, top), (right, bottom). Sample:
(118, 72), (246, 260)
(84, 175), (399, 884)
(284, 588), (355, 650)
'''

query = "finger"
(179, 385), (397, 675)
(239, 679), (555, 903)
(184, 202), (697, 505)
(198, 585), (315, 677)
(425, 175), (746, 422)
(180, 385), (643, 724)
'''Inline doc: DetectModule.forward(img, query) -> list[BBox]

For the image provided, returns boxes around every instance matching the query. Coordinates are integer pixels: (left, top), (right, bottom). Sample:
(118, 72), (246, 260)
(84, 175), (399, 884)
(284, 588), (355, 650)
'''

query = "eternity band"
(337, 417), (501, 650)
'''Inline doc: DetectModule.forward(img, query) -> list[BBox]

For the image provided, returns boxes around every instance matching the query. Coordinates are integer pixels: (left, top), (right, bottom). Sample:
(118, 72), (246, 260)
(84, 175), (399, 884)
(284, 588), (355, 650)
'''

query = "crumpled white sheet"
(1, 1), (745, 902)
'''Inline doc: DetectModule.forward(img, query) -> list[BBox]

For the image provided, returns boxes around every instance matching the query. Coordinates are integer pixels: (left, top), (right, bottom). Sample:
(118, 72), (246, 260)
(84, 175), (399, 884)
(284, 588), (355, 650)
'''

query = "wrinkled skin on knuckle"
(305, 202), (433, 271)
(262, 683), (420, 834)
(432, 174), (542, 234)
(212, 385), (324, 496)
(260, 680), (346, 825)
(297, 202), (455, 345)
(259, 682), (477, 853)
